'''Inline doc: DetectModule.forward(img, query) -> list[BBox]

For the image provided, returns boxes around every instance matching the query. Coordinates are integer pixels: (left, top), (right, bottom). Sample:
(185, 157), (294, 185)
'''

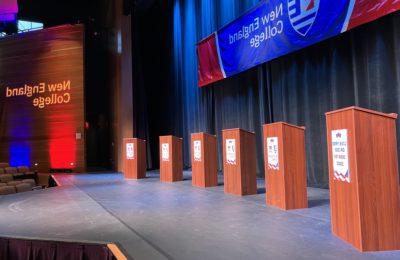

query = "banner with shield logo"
(197, 0), (400, 87)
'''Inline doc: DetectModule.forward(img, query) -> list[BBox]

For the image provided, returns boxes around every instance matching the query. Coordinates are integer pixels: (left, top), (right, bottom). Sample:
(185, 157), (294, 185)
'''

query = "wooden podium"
(326, 106), (400, 251)
(222, 128), (257, 196)
(122, 138), (147, 179)
(159, 135), (183, 182)
(263, 122), (308, 210)
(191, 132), (218, 188)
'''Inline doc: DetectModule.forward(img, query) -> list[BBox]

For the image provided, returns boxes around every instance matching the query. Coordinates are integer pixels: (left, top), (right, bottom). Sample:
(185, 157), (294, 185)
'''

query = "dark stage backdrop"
(134, 1), (400, 188)
(0, 25), (85, 172)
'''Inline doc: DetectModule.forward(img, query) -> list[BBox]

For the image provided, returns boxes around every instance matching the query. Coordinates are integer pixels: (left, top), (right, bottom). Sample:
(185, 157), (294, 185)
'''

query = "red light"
(49, 114), (76, 169)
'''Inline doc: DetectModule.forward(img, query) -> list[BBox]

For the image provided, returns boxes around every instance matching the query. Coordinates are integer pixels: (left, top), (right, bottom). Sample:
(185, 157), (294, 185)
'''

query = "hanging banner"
(197, 0), (400, 87)
(331, 129), (350, 183)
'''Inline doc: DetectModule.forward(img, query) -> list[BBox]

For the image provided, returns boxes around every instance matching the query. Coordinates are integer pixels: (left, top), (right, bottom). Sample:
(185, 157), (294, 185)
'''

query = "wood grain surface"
(222, 128), (257, 196)
(326, 106), (400, 251)
(263, 122), (308, 210)
(0, 25), (85, 172)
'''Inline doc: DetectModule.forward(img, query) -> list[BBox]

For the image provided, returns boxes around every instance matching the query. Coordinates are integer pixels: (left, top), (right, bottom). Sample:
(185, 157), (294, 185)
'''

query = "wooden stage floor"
(0, 171), (399, 260)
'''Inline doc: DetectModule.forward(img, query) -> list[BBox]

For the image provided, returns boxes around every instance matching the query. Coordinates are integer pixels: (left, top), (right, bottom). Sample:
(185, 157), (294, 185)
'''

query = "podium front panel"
(123, 138), (146, 179)
(326, 107), (400, 251)
(263, 123), (307, 210)
(191, 133), (218, 188)
(222, 129), (256, 196)
(159, 136), (183, 182)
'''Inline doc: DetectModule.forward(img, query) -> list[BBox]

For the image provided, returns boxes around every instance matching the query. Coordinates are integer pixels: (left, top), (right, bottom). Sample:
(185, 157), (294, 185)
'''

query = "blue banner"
(217, 0), (350, 77)
(197, 0), (400, 86)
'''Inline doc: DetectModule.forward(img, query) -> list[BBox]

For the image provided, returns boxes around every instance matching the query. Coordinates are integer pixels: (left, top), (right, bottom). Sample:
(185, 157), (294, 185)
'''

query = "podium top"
(222, 128), (255, 135)
(325, 106), (398, 119)
(123, 137), (146, 142)
(265, 122), (305, 131)
(191, 132), (216, 137)
(159, 135), (183, 140)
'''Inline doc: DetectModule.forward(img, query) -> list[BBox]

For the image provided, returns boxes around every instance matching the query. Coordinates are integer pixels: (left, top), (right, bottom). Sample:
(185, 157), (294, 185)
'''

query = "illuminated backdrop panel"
(0, 25), (85, 172)
(0, 0), (18, 21)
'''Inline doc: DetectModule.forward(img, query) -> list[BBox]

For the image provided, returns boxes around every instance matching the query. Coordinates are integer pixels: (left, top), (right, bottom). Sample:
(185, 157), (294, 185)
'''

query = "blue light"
(8, 108), (32, 167)
(9, 142), (31, 167)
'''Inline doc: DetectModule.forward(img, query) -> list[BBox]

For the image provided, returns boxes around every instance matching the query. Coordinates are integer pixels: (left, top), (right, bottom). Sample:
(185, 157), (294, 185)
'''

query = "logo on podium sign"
(226, 139), (236, 165)
(193, 140), (201, 162)
(161, 143), (169, 161)
(331, 129), (350, 183)
(267, 137), (279, 170)
(126, 143), (134, 160)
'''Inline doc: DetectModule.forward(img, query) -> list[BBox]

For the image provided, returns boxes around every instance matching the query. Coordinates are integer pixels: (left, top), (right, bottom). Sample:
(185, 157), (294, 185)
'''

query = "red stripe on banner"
(307, 0), (315, 11)
(347, 0), (400, 30)
(197, 34), (225, 87)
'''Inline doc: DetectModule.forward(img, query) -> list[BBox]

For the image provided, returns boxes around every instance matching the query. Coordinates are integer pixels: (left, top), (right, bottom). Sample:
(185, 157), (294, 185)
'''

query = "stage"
(0, 171), (399, 260)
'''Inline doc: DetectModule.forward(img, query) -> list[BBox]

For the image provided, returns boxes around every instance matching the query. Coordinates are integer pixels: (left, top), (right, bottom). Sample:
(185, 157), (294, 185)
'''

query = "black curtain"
(269, 14), (400, 187)
(133, 0), (400, 188)
(0, 238), (114, 260)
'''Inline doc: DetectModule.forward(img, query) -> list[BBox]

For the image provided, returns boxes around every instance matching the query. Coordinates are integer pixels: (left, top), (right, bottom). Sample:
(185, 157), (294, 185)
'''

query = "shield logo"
(288, 0), (320, 36)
